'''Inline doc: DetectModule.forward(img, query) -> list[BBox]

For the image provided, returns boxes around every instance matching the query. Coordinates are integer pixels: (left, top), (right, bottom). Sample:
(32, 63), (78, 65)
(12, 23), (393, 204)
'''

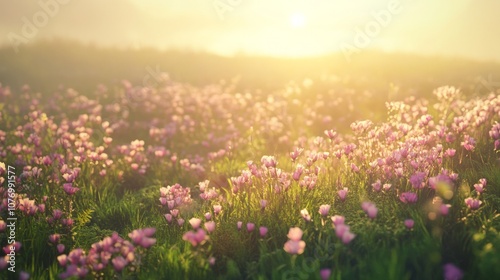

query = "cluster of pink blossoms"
(490, 122), (500, 150)
(198, 180), (219, 201)
(159, 183), (192, 209)
(118, 140), (148, 174)
(58, 229), (155, 279)
(283, 227), (306, 255)
(464, 178), (487, 210)
(331, 215), (356, 244)
(362, 202), (378, 220)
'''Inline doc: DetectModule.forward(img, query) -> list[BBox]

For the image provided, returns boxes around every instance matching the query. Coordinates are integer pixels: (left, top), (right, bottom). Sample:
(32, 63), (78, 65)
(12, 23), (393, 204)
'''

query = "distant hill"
(1, 39), (499, 96)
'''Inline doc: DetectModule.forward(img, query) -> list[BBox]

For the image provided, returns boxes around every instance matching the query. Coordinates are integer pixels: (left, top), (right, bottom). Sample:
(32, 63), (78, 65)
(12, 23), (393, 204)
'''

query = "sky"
(1, 0), (500, 61)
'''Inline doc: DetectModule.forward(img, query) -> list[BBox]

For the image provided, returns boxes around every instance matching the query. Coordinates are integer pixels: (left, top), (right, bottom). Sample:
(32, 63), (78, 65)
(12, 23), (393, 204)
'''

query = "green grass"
(0, 75), (499, 279)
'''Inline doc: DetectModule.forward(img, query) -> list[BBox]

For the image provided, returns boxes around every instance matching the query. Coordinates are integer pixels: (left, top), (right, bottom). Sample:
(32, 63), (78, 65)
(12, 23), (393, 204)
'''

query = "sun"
(289, 12), (306, 28)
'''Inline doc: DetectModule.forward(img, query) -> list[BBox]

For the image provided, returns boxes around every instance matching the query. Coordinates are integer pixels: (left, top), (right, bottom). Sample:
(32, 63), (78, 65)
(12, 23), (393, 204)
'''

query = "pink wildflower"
(320, 268), (332, 280)
(128, 228), (156, 248)
(247, 223), (255, 232)
(259, 226), (268, 237)
(464, 197), (482, 210)
(404, 219), (414, 229)
(283, 240), (306, 255)
(331, 215), (345, 226)
(399, 192), (418, 204)
(338, 188), (348, 201)
(287, 227), (303, 241)
(204, 221), (216, 233)
(318, 204), (331, 217)
(189, 218), (202, 229)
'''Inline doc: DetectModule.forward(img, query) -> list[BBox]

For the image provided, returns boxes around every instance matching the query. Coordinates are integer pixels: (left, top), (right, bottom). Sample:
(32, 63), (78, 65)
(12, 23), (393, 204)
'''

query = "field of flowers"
(0, 76), (499, 279)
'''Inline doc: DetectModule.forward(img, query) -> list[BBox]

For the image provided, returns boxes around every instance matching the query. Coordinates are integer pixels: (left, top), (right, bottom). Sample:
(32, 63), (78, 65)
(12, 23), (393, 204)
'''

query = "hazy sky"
(1, 0), (499, 61)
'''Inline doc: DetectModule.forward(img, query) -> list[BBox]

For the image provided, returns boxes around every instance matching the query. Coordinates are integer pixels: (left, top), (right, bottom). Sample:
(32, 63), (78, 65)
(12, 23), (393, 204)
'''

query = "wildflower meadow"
(0, 77), (499, 279)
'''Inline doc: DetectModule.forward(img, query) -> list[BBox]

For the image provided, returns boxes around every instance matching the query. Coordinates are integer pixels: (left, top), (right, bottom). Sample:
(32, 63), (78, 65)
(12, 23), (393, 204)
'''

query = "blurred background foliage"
(1, 39), (499, 96)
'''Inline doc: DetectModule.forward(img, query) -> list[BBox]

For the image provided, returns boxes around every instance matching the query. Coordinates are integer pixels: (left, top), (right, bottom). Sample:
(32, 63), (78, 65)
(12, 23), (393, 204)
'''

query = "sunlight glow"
(0, 0), (492, 60)
(289, 12), (306, 28)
